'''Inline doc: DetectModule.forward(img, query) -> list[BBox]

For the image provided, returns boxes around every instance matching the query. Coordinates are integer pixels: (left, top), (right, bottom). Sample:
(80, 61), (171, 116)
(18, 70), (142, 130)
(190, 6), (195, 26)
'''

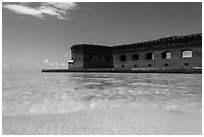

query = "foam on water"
(2, 72), (202, 115)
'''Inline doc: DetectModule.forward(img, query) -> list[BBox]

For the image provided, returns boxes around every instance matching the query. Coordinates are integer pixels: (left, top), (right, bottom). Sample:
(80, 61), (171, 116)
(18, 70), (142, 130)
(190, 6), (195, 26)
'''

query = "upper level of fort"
(71, 33), (202, 50)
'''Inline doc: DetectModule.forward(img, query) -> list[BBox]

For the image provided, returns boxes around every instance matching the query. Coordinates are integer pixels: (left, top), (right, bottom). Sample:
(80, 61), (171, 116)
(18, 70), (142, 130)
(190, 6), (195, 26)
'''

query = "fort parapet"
(66, 33), (202, 73)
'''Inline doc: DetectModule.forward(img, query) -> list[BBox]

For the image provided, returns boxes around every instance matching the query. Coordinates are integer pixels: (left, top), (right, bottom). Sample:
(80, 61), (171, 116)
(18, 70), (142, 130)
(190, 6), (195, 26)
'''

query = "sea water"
(2, 71), (202, 115)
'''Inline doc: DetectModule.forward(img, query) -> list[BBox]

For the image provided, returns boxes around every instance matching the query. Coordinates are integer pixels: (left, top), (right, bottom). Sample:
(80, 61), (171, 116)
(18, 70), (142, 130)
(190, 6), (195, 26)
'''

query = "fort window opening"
(165, 63), (168, 66)
(132, 54), (139, 60)
(120, 55), (126, 61)
(182, 50), (192, 58)
(89, 56), (92, 60)
(162, 51), (171, 59)
(122, 65), (124, 67)
(106, 56), (110, 62)
(148, 64), (151, 67)
(99, 56), (102, 60)
(184, 63), (189, 66)
(146, 52), (154, 60)
(134, 65), (137, 67)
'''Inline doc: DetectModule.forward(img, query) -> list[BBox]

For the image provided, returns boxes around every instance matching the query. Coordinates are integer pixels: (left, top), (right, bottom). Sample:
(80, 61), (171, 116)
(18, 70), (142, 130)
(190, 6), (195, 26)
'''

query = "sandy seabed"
(3, 106), (201, 135)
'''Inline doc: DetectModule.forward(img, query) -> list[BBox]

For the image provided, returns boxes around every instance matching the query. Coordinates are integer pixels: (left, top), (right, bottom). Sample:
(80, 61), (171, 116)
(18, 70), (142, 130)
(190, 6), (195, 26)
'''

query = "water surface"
(2, 72), (202, 115)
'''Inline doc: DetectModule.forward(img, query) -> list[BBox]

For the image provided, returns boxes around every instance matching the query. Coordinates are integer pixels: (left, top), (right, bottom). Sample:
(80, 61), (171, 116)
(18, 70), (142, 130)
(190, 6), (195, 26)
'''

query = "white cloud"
(55, 62), (59, 67)
(3, 2), (78, 20)
(49, 63), (53, 66)
(3, 4), (44, 18)
(42, 58), (68, 69)
(45, 63), (53, 68)
(44, 2), (78, 11)
(60, 63), (68, 68)
(43, 58), (48, 63)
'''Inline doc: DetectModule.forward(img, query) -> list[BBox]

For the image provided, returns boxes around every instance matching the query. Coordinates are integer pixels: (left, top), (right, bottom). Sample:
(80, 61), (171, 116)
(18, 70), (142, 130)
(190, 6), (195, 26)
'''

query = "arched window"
(120, 55), (126, 61)
(182, 50), (192, 58)
(132, 54), (139, 60)
(146, 52), (154, 60)
(162, 51), (171, 59)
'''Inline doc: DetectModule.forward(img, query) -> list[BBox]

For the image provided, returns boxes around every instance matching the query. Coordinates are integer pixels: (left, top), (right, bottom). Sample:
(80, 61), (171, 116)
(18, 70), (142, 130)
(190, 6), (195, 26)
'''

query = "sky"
(2, 2), (202, 72)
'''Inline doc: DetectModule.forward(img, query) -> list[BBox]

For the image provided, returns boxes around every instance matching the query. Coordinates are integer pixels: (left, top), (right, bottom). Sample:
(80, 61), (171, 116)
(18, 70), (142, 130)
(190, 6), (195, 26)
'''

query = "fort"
(42, 33), (202, 73)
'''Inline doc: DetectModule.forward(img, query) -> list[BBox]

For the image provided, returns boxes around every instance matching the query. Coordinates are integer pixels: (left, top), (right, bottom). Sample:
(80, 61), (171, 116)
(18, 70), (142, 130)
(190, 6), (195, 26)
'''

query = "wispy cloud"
(3, 2), (78, 20)
(43, 58), (48, 63)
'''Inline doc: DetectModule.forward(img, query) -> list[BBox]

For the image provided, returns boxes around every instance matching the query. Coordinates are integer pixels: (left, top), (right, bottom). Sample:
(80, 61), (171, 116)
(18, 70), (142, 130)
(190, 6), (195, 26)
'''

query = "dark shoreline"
(42, 68), (202, 74)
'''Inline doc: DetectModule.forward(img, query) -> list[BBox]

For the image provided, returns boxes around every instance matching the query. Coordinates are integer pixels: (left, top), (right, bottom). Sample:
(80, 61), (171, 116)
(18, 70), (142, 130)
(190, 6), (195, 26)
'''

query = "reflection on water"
(2, 72), (202, 115)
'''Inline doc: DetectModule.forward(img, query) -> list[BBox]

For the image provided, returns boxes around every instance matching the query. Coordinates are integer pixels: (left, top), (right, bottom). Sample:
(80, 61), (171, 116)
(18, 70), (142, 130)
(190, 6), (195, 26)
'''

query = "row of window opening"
(89, 56), (113, 62)
(120, 50), (192, 61)
(121, 63), (189, 68)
